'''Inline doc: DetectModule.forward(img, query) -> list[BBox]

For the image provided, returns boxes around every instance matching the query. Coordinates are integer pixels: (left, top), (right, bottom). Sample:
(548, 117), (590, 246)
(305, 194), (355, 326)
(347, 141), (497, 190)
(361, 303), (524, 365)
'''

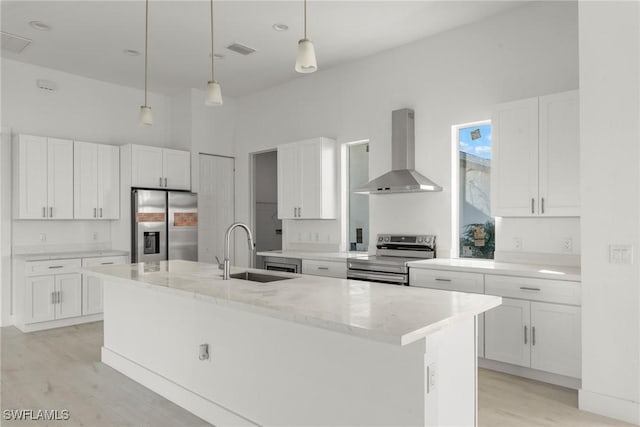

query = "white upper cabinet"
(14, 134), (73, 219)
(277, 137), (336, 220)
(74, 141), (120, 219)
(491, 90), (579, 217)
(131, 144), (191, 190)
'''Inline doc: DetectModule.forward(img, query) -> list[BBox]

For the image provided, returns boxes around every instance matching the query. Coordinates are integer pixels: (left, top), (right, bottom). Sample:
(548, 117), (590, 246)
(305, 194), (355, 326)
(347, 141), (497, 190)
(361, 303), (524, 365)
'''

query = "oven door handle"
(347, 270), (407, 284)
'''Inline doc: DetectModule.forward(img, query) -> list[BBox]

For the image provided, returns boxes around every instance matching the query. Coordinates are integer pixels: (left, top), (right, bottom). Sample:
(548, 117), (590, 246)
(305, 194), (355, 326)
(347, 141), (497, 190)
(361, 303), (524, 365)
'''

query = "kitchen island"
(88, 260), (501, 426)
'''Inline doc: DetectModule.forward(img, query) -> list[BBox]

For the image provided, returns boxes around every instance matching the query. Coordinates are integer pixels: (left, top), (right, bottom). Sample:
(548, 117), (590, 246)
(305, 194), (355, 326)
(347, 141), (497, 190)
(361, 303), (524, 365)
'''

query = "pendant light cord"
(144, 0), (149, 106)
(210, 0), (215, 82)
(303, 0), (307, 39)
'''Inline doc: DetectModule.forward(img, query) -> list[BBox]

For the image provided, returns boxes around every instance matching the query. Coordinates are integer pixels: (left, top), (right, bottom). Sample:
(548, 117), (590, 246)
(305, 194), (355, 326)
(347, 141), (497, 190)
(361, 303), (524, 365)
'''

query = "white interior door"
(198, 154), (235, 265)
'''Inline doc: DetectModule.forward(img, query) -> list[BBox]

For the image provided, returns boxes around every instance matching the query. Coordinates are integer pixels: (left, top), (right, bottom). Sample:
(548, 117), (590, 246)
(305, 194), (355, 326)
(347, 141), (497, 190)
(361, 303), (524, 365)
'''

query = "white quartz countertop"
(14, 250), (129, 262)
(407, 258), (581, 281)
(257, 250), (368, 261)
(88, 260), (501, 346)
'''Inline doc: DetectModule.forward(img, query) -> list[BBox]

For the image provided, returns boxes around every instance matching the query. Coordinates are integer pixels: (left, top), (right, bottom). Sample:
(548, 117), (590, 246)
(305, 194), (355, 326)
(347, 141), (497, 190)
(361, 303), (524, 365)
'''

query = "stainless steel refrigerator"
(131, 189), (198, 263)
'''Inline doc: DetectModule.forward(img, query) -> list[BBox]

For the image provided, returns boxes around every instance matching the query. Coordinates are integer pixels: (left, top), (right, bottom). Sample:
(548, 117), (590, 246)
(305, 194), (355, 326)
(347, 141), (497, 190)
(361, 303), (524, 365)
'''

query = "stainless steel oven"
(263, 256), (302, 274)
(347, 234), (435, 285)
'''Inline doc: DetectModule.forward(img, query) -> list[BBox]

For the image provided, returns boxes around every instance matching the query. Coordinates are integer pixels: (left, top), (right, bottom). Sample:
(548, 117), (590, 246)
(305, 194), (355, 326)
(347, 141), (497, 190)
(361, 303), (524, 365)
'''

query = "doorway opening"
(251, 150), (282, 267)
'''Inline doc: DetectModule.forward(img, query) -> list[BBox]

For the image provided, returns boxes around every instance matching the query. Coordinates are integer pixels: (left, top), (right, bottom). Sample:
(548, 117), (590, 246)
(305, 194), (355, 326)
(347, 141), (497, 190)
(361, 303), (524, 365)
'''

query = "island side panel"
(102, 278), (429, 426)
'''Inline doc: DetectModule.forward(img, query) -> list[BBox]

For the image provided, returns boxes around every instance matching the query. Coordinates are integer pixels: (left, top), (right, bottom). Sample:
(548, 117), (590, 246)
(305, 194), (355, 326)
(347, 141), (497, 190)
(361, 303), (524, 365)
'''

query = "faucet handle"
(215, 256), (224, 270)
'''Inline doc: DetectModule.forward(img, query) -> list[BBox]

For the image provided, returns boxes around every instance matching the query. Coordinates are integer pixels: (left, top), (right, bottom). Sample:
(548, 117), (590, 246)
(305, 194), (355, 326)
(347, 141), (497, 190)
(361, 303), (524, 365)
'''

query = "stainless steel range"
(347, 234), (436, 285)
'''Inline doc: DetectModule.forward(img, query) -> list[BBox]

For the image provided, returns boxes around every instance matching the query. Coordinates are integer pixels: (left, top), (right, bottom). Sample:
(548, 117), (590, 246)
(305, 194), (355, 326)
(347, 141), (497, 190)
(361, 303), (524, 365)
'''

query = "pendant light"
(205, 0), (223, 106)
(295, 0), (317, 73)
(139, 0), (153, 126)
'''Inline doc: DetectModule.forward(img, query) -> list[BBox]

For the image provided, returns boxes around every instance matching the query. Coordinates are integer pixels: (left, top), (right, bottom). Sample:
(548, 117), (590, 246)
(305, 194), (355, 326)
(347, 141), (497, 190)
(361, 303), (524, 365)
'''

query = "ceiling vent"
(226, 42), (256, 56)
(1, 31), (32, 54)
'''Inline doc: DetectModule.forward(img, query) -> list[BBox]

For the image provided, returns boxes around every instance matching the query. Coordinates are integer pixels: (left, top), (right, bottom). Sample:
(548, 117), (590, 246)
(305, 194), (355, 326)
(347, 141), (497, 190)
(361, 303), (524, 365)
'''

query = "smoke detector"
(1, 31), (32, 53)
(226, 42), (256, 56)
(36, 79), (58, 92)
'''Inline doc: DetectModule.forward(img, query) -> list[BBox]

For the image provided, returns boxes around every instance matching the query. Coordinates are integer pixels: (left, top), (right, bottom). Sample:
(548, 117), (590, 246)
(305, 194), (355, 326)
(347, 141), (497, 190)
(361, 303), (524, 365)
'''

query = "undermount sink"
(229, 271), (292, 283)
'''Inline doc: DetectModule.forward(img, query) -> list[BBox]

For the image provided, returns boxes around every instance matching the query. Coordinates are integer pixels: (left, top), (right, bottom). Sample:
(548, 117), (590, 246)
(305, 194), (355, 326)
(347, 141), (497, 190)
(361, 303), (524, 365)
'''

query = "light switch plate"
(609, 245), (633, 264)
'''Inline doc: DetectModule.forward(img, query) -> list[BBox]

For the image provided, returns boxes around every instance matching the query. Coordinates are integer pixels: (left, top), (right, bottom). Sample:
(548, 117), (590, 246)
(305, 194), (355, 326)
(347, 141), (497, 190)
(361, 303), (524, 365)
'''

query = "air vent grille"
(226, 42), (256, 56)
(1, 31), (32, 54)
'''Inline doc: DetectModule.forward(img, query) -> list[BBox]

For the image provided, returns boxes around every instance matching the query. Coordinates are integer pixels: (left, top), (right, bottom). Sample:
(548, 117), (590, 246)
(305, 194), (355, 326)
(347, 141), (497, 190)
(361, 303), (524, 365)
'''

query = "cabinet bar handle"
(101, 262), (114, 265)
(531, 198), (535, 214)
(293, 207), (296, 218)
(48, 265), (64, 269)
(519, 286), (541, 291)
(524, 325), (528, 344)
(541, 197), (545, 214)
(51, 292), (55, 304)
(93, 208), (97, 218)
(435, 278), (452, 282)
(532, 326), (536, 346)
(317, 267), (329, 270)
(43, 207), (47, 218)
(159, 177), (163, 186)
(49, 207), (53, 218)
(298, 207), (301, 217)
(99, 208), (103, 218)
(164, 177), (168, 187)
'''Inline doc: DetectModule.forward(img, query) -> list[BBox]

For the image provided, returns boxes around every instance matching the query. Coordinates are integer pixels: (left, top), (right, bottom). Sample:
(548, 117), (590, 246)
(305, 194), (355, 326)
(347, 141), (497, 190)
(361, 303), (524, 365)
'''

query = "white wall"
(231, 1), (579, 264)
(578, 2), (640, 424)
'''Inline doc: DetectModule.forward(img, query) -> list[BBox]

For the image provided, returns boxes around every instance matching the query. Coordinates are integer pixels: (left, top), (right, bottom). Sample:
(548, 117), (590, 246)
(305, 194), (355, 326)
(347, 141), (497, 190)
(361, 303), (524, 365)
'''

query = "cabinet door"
(484, 298), (531, 367)
(82, 274), (103, 315)
(299, 140), (323, 218)
(277, 143), (300, 219)
(25, 276), (56, 323)
(530, 302), (581, 378)
(74, 141), (99, 219)
(55, 273), (82, 319)
(538, 90), (580, 216)
(491, 98), (539, 216)
(47, 138), (74, 219)
(16, 135), (49, 219)
(131, 144), (164, 188)
(163, 148), (191, 190)
(98, 144), (120, 219)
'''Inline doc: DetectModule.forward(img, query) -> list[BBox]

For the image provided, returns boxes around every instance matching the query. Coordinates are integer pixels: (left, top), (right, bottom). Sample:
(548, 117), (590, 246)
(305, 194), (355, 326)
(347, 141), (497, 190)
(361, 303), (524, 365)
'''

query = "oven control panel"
(376, 234), (435, 248)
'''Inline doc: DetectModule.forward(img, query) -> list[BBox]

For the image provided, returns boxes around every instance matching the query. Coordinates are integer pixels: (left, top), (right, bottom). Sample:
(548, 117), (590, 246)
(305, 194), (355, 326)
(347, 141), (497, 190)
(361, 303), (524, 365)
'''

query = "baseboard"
(579, 389), (640, 425)
(479, 358), (581, 389)
(101, 347), (258, 427)
(16, 314), (103, 332)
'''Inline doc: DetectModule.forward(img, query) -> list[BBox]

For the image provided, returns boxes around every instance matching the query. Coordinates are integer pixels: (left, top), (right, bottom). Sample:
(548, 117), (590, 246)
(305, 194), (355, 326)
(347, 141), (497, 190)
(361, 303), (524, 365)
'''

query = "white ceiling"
(1, 1), (526, 97)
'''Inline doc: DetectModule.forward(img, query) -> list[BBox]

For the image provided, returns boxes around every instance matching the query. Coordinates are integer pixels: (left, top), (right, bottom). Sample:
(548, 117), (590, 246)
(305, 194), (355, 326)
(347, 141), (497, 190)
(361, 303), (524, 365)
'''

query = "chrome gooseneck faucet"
(221, 222), (255, 279)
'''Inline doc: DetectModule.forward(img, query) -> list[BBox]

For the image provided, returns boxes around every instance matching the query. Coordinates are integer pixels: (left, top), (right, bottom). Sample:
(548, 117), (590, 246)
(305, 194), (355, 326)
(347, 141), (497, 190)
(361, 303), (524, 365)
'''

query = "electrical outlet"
(39, 233), (46, 242)
(92, 232), (99, 241)
(610, 245), (633, 264)
(562, 237), (573, 253)
(513, 237), (522, 250)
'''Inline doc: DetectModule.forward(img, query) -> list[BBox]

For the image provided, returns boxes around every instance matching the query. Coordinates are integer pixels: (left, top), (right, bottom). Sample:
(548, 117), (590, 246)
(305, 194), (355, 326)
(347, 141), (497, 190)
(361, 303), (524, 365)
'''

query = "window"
(347, 141), (369, 252)
(456, 122), (494, 259)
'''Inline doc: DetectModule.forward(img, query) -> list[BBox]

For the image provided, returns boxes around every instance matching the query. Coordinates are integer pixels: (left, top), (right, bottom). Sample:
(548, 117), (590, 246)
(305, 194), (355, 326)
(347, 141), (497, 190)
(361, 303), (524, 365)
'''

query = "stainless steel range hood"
(355, 109), (442, 194)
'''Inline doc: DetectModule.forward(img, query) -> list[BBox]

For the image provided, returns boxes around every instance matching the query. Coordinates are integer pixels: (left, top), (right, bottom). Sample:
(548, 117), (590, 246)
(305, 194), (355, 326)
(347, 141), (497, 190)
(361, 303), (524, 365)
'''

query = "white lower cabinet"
(484, 297), (581, 378)
(26, 272), (82, 323)
(82, 256), (128, 315)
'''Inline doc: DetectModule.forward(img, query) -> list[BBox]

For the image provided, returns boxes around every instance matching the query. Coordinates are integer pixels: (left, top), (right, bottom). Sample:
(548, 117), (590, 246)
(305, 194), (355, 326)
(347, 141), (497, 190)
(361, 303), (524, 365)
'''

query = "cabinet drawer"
(409, 269), (484, 294)
(82, 255), (128, 267)
(302, 259), (346, 278)
(26, 259), (81, 276)
(485, 275), (580, 306)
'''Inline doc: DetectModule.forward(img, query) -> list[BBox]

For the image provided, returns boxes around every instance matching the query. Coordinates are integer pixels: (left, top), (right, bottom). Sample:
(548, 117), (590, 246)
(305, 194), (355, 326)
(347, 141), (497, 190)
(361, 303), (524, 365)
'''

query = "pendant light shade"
(206, 81), (223, 106)
(295, 39), (317, 73)
(295, 0), (317, 74)
(205, 0), (223, 106)
(139, 106), (153, 126)
(139, 0), (153, 126)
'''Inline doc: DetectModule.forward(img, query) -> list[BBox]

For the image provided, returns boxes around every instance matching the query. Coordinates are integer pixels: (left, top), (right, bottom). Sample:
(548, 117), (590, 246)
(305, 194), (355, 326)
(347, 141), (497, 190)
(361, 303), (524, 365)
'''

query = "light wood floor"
(1, 322), (634, 427)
